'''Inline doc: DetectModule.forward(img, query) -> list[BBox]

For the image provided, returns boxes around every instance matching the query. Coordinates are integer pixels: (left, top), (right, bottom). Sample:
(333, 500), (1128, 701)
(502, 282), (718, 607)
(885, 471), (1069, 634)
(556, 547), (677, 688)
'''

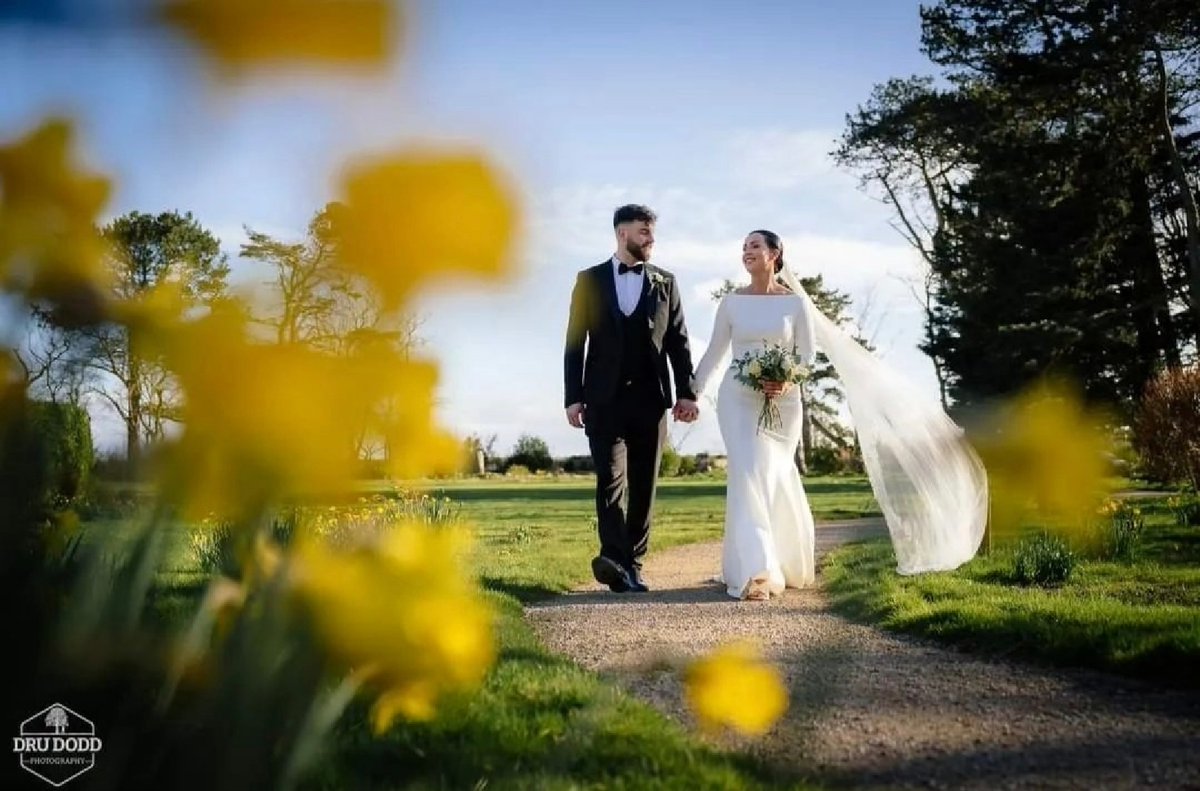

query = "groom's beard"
(625, 240), (650, 262)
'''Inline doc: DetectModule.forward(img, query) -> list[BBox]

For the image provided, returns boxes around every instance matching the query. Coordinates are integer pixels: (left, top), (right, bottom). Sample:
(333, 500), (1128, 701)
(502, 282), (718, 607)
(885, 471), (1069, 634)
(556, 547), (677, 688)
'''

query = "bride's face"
(742, 233), (777, 276)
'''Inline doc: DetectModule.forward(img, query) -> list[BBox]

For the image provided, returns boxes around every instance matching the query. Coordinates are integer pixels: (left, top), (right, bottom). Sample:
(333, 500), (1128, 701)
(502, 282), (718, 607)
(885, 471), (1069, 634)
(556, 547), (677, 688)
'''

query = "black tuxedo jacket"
(563, 259), (697, 411)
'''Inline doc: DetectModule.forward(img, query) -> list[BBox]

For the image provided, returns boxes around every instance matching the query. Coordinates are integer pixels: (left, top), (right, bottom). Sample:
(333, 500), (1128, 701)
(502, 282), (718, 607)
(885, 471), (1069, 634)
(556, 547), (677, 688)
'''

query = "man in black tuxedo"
(563, 204), (699, 593)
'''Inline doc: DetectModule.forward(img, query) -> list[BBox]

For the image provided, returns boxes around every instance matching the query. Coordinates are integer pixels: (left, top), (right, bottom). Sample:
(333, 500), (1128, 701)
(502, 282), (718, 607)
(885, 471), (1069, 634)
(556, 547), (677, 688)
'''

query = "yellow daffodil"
(370, 682), (438, 730)
(683, 641), (787, 736)
(0, 119), (111, 310)
(975, 380), (1113, 538)
(329, 152), (518, 310)
(161, 0), (397, 72)
(112, 279), (190, 343)
(290, 522), (495, 731)
(146, 304), (457, 519)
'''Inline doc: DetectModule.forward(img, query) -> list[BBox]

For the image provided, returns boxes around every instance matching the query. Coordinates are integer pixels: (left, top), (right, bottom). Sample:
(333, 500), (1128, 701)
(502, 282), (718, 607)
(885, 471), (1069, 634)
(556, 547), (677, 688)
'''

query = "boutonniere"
(648, 270), (667, 295)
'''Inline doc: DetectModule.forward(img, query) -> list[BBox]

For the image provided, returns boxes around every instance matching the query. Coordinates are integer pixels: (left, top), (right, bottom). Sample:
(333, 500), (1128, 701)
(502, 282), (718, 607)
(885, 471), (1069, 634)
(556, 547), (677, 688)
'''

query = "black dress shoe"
(626, 567), (650, 593)
(591, 555), (632, 592)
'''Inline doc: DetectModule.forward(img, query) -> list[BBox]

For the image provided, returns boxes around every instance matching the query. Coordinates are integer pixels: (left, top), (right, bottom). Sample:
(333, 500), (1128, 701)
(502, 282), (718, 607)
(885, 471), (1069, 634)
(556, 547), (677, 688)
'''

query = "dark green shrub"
(659, 444), (681, 477)
(28, 400), (93, 511)
(508, 434), (552, 473)
(805, 446), (841, 475)
(1013, 532), (1077, 586)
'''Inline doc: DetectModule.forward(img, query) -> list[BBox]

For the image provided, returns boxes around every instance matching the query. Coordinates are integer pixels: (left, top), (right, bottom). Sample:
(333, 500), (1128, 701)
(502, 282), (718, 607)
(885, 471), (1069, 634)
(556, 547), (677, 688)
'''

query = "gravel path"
(526, 520), (1200, 790)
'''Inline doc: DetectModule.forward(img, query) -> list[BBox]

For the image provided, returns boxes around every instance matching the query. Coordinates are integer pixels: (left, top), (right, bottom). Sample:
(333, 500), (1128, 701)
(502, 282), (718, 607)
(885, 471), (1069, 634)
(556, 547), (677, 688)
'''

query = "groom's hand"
(672, 399), (699, 423)
(565, 402), (586, 429)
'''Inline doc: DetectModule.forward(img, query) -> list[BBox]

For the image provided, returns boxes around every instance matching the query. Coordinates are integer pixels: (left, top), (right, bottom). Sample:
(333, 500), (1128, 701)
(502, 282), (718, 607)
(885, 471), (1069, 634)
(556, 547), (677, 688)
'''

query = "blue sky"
(1, 0), (940, 457)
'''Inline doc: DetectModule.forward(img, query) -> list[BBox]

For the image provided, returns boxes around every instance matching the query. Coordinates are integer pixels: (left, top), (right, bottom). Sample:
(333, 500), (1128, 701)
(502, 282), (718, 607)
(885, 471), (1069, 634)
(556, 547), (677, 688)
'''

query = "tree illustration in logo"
(45, 706), (69, 734)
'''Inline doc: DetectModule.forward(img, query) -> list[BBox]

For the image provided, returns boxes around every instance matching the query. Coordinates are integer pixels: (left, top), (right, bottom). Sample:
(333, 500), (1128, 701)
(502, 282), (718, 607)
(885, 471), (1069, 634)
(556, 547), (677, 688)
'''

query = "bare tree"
(13, 307), (87, 404)
(834, 76), (971, 409)
(1153, 43), (1200, 338)
(243, 205), (427, 468)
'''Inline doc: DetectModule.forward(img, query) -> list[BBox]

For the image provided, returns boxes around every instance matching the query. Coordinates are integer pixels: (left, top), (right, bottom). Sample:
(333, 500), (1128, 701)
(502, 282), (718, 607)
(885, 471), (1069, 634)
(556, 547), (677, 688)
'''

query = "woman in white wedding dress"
(693, 231), (817, 600)
(693, 230), (990, 601)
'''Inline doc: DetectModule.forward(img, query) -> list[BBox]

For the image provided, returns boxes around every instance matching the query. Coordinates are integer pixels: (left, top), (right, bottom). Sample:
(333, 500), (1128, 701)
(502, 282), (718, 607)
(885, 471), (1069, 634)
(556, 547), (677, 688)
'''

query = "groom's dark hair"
(613, 204), (657, 228)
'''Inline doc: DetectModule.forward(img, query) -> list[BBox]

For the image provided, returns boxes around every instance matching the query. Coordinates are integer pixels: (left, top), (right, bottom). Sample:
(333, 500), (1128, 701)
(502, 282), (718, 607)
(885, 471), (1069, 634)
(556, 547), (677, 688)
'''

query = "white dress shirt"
(611, 255), (645, 316)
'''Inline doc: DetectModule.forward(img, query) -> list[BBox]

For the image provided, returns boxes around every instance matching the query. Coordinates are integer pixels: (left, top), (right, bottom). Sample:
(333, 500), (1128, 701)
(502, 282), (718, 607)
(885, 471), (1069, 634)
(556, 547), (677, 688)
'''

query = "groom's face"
(619, 220), (655, 262)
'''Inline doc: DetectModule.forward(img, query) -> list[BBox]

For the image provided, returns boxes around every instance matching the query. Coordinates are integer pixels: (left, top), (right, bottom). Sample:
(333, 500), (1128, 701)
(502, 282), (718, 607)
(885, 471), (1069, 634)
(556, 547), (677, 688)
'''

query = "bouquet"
(731, 342), (809, 433)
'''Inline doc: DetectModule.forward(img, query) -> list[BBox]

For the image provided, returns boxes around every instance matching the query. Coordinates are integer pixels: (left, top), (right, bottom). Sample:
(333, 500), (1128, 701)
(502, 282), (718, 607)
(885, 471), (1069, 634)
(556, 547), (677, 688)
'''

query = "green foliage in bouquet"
(731, 342), (810, 433)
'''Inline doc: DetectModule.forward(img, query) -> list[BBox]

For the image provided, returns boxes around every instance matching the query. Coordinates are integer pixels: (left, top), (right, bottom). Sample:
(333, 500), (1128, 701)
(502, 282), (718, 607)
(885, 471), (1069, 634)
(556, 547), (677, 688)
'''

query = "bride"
(692, 230), (988, 601)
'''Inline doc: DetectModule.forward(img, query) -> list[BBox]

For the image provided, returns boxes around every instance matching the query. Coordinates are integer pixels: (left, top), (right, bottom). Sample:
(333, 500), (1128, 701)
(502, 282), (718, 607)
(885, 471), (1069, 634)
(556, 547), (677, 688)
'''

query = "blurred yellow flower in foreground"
(161, 0), (397, 72)
(355, 347), (463, 479)
(291, 522), (495, 732)
(684, 641), (787, 736)
(0, 119), (111, 305)
(113, 279), (191, 346)
(330, 152), (518, 310)
(150, 305), (460, 519)
(975, 380), (1113, 538)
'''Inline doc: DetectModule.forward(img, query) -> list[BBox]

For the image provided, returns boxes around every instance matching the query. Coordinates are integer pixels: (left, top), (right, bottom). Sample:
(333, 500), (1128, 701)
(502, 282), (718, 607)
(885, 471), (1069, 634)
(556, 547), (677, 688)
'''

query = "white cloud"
(726, 128), (846, 191)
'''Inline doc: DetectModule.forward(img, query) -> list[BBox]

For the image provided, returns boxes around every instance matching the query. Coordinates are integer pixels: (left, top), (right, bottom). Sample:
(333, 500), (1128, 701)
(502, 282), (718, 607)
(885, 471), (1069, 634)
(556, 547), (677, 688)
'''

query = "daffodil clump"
(0, 2), (519, 786)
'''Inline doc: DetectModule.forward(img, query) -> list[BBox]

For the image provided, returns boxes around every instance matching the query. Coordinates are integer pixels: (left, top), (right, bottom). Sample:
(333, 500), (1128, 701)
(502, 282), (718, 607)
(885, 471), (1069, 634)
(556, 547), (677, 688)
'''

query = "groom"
(563, 204), (699, 593)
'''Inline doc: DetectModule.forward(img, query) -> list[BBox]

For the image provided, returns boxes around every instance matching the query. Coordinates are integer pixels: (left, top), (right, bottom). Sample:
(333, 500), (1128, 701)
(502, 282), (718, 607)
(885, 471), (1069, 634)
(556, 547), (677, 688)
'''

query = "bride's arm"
(692, 296), (733, 397)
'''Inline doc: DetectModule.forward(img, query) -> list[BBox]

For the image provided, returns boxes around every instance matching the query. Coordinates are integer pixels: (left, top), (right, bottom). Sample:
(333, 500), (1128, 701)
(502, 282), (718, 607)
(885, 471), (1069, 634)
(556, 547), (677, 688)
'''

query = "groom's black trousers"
(585, 387), (667, 573)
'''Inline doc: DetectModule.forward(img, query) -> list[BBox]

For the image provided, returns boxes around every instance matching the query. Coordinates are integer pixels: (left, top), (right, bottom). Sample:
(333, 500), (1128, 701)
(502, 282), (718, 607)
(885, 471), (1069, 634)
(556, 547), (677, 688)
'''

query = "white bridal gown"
(693, 293), (817, 599)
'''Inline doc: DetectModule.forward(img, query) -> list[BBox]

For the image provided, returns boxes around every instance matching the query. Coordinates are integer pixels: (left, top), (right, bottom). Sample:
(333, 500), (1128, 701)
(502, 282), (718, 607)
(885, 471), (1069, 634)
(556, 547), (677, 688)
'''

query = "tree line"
(835, 0), (1200, 417)
(14, 205), (422, 476)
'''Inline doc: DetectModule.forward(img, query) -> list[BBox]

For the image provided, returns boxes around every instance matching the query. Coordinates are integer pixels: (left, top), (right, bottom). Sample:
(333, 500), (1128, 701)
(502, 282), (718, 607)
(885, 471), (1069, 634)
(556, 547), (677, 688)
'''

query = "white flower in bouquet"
(730, 342), (810, 433)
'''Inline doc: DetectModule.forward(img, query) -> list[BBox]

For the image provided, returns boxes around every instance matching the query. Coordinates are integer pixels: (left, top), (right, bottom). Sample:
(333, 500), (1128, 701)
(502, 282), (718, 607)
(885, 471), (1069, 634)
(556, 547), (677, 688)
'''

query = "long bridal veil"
(778, 266), (988, 574)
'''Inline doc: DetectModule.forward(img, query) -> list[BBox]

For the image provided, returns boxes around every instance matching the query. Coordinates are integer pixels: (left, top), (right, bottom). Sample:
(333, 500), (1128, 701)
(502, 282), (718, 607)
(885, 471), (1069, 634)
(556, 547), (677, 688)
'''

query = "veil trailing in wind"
(777, 266), (988, 574)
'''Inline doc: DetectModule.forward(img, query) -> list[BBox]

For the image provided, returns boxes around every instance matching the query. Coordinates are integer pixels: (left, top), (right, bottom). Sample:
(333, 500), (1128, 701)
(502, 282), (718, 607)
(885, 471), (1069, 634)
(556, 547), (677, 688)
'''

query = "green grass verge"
(821, 499), (1200, 687)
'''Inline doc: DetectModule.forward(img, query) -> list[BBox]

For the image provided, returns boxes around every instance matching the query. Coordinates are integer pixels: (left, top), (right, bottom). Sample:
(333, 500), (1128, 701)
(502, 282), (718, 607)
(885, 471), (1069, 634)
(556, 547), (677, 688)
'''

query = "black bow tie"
(618, 262), (644, 275)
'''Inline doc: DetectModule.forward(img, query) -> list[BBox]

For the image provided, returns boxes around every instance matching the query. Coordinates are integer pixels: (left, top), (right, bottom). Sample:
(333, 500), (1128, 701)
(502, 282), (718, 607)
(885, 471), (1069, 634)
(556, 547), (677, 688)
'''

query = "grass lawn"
(84, 476), (872, 790)
(822, 497), (1200, 687)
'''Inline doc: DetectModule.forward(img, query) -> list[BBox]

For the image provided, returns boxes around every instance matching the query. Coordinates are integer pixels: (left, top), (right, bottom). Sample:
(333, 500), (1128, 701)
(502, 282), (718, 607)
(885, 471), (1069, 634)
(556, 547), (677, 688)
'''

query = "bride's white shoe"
(743, 575), (771, 601)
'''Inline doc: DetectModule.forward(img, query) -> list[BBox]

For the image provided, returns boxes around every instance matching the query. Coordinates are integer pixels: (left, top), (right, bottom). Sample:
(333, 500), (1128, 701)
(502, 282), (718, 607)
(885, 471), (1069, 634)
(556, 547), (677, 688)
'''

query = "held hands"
(672, 398), (699, 423)
(761, 381), (792, 399)
(571, 400), (699, 426)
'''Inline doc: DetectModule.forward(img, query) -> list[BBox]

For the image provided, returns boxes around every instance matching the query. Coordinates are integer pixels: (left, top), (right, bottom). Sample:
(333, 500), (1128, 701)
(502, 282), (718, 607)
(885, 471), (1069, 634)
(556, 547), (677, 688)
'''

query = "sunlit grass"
(822, 497), (1200, 686)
